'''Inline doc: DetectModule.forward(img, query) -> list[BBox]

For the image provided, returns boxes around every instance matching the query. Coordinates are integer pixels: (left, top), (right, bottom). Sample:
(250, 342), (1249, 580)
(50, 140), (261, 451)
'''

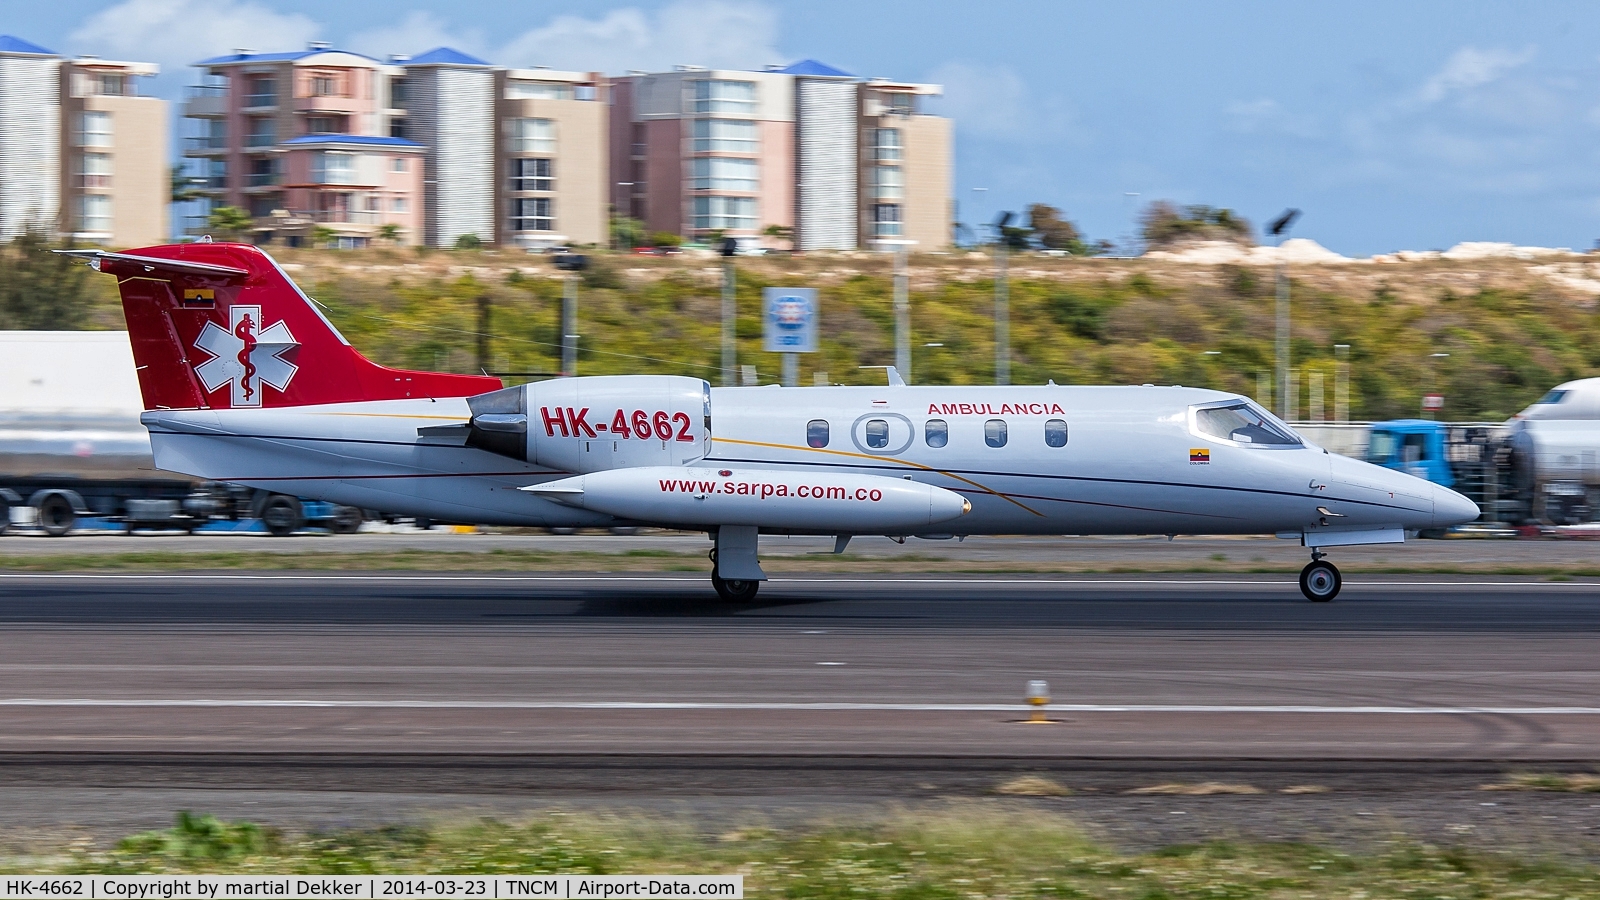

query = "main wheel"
(37, 495), (76, 537)
(1300, 560), (1342, 602)
(712, 573), (760, 602)
(261, 495), (303, 537)
(330, 505), (363, 535)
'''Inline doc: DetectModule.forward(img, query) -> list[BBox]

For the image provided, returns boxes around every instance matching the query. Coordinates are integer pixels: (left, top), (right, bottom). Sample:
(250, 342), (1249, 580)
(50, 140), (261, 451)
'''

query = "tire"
(261, 495), (303, 537)
(712, 573), (760, 602)
(0, 500), (9, 536)
(330, 505), (363, 535)
(37, 495), (76, 537)
(1300, 560), (1342, 602)
(414, 517), (434, 531)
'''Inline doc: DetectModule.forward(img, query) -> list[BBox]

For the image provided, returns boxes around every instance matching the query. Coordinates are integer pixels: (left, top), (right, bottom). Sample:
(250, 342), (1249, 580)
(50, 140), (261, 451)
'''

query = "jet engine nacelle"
(465, 375), (711, 473)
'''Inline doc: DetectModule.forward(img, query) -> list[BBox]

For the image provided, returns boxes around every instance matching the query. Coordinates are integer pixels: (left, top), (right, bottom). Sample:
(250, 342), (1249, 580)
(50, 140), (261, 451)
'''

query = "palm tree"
(206, 206), (253, 242)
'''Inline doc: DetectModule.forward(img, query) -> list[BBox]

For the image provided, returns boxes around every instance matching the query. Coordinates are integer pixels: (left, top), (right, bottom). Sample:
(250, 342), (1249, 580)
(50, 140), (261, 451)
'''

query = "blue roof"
(0, 35), (56, 55)
(194, 48), (378, 66)
(407, 46), (490, 66)
(280, 134), (424, 147)
(778, 59), (853, 78)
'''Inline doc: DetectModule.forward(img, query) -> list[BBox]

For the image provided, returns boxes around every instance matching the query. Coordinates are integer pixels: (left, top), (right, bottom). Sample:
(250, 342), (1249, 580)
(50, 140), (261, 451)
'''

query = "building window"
(79, 112), (112, 148)
(692, 79), (756, 114)
(692, 196), (758, 231)
(873, 127), (902, 161)
(883, 92), (915, 116)
(245, 77), (276, 107)
(1044, 419), (1069, 448)
(806, 419), (829, 448)
(79, 153), (112, 188)
(509, 118), (555, 153)
(80, 194), (112, 233)
(246, 118), (275, 147)
(691, 157), (758, 192)
(389, 118), (407, 139)
(506, 81), (573, 100)
(692, 118), (757, 153)
(197, 118), (227, 149)
(312, 151), (355, 185)
(392, 157), (407, 173)
(204, 158), (227, 189)
(511, 158), (554, 192)
(248, 157), (278, 187)
(511, 197), (554, 231)
(306, 116), (345, 135)
(984, 419), (1008, 448)
(310, 74), (338, 97)
(873, 203), (903, 237)
(95, 73), (127, 96)
(388, 78), (408, 108)
(870, 165), (903, 200)
(393, 197), (408, 213)
(365, 195), (381, 212)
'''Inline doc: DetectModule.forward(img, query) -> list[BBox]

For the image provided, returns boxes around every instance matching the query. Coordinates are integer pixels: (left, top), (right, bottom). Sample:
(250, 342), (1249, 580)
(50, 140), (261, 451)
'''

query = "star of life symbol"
(193, 305), (299, 407)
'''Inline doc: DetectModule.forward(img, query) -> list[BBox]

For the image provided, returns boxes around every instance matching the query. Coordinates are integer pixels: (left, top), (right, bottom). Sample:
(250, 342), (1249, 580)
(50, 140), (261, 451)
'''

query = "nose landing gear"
(1299, 550), (1342, 602)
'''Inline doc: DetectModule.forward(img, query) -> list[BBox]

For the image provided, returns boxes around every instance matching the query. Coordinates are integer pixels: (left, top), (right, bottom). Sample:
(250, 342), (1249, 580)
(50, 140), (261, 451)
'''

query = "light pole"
(893, 243), (911, 382)
(1426, 352), (1449, 418)
(1267, 208), (1301, 421)
(1201, 349), (1220, 389)
(1334, 344), (1350, 423)
(720, 237), (737, 386)
(993, 210), (1013, 386)
(553, 252), (588, 376)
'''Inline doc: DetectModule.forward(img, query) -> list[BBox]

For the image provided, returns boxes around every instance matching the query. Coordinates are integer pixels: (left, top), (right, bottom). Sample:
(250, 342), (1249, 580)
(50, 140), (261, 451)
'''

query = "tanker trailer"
(0, 332), (359, 535)
(1506, 377), (1600, 525)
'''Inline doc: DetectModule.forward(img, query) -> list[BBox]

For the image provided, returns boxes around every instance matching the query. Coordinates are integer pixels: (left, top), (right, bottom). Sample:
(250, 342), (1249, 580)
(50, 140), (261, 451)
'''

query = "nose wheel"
(1299, 552), (1341, 602)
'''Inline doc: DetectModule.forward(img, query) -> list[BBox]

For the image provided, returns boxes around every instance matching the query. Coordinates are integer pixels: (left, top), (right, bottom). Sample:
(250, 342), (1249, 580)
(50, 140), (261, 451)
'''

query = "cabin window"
(924, 419), (948, 448)
(865, 419), (890, 449)
(806, 419), (829, 448)
(1193, 402), (1299, 446)
(984, 419), (1008, 448)
(1044, 419), (1068, 447)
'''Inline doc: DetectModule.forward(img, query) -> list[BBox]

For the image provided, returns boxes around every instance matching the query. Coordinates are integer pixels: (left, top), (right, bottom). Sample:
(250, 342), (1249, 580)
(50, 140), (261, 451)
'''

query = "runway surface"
(1, 572), (1598, 756)
(1, 572), (1598, 845)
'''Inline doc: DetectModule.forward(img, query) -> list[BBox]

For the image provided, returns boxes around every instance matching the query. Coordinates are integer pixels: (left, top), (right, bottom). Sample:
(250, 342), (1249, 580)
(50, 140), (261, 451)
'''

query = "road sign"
(1422, 393), (1444, 411)
(763, 288), (818, 353)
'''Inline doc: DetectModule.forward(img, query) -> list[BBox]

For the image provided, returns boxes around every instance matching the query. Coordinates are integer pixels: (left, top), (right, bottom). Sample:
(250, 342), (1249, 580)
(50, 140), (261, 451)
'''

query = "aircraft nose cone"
(1433, 484), (1480, 528)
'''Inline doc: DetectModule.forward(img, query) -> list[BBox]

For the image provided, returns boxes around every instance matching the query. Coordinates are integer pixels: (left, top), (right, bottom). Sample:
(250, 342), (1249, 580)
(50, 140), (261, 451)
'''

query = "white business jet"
(61, 243), (1478, 602)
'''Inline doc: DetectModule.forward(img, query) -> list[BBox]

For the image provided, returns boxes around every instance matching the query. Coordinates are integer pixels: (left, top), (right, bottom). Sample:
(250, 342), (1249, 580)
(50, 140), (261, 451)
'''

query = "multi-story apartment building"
(184, 44), (422, 246)
(609, 60), (950, 251)
(61, 56), (167, 246)
(184, 44), (608, 249)
(0, 36), (166, 246)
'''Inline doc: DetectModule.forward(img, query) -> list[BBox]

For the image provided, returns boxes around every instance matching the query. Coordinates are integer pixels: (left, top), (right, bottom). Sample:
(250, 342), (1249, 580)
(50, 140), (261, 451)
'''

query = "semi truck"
(1365, 377), (1600, 526)
(0, 331), (364, 536)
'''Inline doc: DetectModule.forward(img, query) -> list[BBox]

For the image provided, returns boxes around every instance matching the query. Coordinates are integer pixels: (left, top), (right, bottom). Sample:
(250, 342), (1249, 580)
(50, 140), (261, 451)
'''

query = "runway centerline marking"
(2, 698), (1599, 715)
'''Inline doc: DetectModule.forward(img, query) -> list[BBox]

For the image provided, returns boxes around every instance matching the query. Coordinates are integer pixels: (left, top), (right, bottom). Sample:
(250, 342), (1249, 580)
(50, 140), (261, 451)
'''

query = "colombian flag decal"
(1189, 448), (1211, 464)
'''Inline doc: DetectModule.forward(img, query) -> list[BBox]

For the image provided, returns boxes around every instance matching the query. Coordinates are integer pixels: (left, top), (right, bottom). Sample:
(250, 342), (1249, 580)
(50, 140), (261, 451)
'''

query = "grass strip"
(8, 807), (1599, 898)
(3, 549), (1600, 576)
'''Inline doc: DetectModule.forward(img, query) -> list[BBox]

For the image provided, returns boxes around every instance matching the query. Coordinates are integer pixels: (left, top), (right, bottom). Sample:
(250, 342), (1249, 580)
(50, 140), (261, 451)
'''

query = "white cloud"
(927, 61), (1028, 139)
(1418, 45), (1536, 103)
(346, 11), (486, 62)
(494, 0), (782, 74)
(70, 0), (319, 88)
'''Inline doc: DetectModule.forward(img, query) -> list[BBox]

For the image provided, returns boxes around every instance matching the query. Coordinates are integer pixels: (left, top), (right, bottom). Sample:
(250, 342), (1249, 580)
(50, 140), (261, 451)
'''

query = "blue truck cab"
(1366, 419), (1454, 488)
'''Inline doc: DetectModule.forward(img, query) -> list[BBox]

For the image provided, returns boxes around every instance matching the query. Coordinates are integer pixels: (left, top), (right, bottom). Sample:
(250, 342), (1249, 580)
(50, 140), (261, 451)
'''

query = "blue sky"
(16, 1), (1600, 255)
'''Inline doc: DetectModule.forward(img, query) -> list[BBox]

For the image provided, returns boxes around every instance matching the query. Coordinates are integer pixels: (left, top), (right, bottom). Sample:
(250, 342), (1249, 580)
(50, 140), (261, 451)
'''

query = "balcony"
(184, 135), (228, 153)
(294, 94), (364, 114)
(292, 208), (384, 225)
(245, 134), (277, 149)
(183, 89), (227, 118)
(246, 172), (281, 187)
(243, 93), (277, 110)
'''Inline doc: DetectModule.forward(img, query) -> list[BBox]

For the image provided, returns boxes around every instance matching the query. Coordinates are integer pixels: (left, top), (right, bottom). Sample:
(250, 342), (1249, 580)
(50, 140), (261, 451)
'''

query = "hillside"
(76, 244), (1600, 422)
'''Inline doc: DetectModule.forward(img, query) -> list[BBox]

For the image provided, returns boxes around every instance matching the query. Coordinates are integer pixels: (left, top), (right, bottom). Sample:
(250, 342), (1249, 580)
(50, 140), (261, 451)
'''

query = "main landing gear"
(1299, 550), (1342, 602)
(711, 572), (760, 603)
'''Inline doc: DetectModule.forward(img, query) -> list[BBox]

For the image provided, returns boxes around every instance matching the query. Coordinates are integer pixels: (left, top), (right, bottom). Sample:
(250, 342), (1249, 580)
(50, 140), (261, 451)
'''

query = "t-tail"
(58, 243), (501, 410)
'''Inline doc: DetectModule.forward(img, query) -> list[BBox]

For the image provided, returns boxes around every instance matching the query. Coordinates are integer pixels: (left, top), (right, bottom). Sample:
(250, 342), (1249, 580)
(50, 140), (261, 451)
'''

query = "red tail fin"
(67, 243), (500, 410)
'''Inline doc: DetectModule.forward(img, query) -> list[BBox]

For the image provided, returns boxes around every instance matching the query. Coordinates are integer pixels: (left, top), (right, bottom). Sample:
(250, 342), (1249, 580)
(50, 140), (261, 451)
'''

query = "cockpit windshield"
(1193, 402), (1301, 446)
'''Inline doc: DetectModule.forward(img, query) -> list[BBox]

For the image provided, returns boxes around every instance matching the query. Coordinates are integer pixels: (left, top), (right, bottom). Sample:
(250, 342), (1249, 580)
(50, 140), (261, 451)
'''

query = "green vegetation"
(1141, 201), (1254, 247)
(206, 206), (253, 242)
(39, 240), (1600, 420)
(0, 228), (93, 330)
(12, 807), (1600, 898)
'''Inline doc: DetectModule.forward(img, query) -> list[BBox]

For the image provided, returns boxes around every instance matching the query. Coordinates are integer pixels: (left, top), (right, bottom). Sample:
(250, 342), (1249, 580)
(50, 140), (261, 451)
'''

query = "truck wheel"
(330, 505), (363, 535)
(37, 495), (76, 537)
(261, 495), (303, 537)
(0, 499), (9, 536)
